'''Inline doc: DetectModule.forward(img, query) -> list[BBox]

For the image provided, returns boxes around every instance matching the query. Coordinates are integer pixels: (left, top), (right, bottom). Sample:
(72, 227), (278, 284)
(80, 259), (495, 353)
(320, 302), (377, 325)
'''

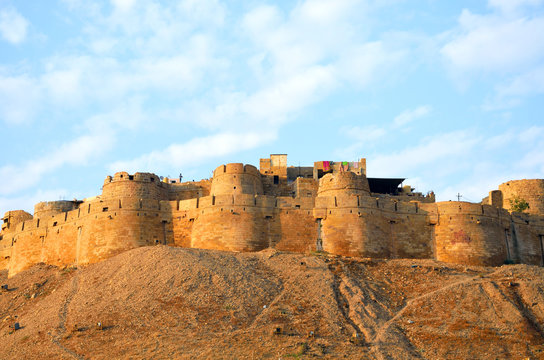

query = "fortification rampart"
(171, 193), (316, 253)
(314, 192), (432, 259)
(508, 212), (544, 266)
(317, 172), (370, 197)
(1, 159), (543, 277)
(102, 172), (168, 200)
(3, 196), (174, 276)
(429, 202), (511, 266)
(168, 179), (211, 201)
(34, 201), (80, 219)
(498, 179), (544, 216)
(211, 163), (263, 196)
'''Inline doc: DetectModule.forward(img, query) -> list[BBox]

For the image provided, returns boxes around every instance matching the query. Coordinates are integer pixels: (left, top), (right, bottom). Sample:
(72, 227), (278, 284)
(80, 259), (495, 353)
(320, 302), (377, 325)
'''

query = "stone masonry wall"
(431, 202), (510, 266)
(1, 164), (543, 277)
(499, 179), (544, 216)
(211, 164), (263, 196)
(102, 172), (168, 200)
(5, 197), (173, 276)
(315, 195), (432, 259)
(509, 213), (544, 265)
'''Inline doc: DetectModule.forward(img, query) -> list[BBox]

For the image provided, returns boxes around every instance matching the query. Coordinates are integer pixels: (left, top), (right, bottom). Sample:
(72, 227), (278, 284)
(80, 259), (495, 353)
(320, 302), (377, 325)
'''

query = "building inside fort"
(1, 154), (544, 277)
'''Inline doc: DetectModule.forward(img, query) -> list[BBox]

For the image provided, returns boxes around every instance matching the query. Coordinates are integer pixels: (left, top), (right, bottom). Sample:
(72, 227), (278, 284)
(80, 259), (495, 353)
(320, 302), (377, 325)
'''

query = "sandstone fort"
(1, 154), (543, 277)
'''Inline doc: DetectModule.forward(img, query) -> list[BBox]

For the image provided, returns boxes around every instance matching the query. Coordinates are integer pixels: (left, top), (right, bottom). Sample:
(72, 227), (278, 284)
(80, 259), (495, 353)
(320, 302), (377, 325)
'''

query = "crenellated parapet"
(3, 195), (176, 276)
(34, 201), (80, 219)
(2, 156), (544, 277)
(210, 163), (263, 196)
(313, 172), (432, 259)
(317, 172), (370, 197)
(102, 172), (167, 200)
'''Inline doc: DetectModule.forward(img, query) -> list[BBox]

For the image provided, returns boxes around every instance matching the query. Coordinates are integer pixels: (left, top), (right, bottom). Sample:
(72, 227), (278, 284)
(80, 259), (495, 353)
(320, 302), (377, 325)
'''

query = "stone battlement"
(1, 154), (544, 277)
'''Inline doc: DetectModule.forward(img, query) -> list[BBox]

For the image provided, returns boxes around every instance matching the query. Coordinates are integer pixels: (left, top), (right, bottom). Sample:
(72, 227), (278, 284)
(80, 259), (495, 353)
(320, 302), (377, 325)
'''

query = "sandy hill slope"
(1, 246), (544, 359)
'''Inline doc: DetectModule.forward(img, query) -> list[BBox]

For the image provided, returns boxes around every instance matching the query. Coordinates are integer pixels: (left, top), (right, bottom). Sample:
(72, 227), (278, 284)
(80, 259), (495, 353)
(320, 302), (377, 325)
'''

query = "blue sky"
(1, 0), (543, 215)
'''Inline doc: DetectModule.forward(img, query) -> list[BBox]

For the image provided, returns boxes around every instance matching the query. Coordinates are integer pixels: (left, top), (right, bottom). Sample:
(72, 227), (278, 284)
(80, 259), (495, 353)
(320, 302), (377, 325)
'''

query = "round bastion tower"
(209, 163), (264, 196)
(317, 172), (391, 258)
(71, 171), (170, 267)
(34, 201), (78, 219)
(317, 171), (370, 197)
(498, 179), (544, 216)
(191, 163), (267, 252)
(102, 172), (167, 200)
(433, 202), (509, 266)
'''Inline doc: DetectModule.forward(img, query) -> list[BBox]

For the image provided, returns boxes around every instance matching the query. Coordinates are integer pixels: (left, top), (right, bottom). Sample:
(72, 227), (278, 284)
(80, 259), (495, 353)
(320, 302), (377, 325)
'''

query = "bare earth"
(1, 246), (543, 359)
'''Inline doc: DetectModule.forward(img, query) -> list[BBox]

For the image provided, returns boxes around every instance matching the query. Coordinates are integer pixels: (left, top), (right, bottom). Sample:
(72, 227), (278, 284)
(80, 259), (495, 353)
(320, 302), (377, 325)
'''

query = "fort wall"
(34, 201), (79, 219)
(102, 172), (168, 200)
(430, 202), (510, 266)
(317, 172), (370, 197)
(1, 162), (543, 277)
(2, 210), (33, 232)
(498, 179), (544, 216)
(294, 177), (318, 198)
(269, 198), (317, 253)
(4, 197), (174, 276)
(315, 195), (432, 259)
(509, 213), (544, 265)
(168, 179), (211, 201)
(211, 164), (263, 196)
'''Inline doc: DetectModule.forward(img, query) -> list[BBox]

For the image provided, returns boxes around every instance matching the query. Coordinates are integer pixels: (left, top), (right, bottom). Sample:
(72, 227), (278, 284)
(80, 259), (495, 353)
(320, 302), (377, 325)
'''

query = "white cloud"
(0, 7), (29, 44)
(0, 189), (72, 216)
(111, 0), (136, 12)
(482, 65), (544, 110)
(194, 65), (338, 131)
(333, 125), (387, 159)
(0, 32), (222, 124)
(368, 131), (480, 178)
(242, 65), (337, 124)
(442, 3), (544, 109)
(518, 146), (544, 173)
(442, 12), (544, 74)
(393, 105), (432, 127)
(0, 131), (115, 196)
(335, 104), (433, 159)
(518, 125), (544, 143)
(337, 41), (407, 88)
(484, 132), (514, 150)
(488, 0), (544, 14)
(0, 74), (41, 124)
(109, 131), (278, 173)
(362, 126), (544, 202)
(241, 0), (379, 79)
(496, 65), (544, 97)
(343, 125), (387, 142)
(84, 97), (149, 131)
